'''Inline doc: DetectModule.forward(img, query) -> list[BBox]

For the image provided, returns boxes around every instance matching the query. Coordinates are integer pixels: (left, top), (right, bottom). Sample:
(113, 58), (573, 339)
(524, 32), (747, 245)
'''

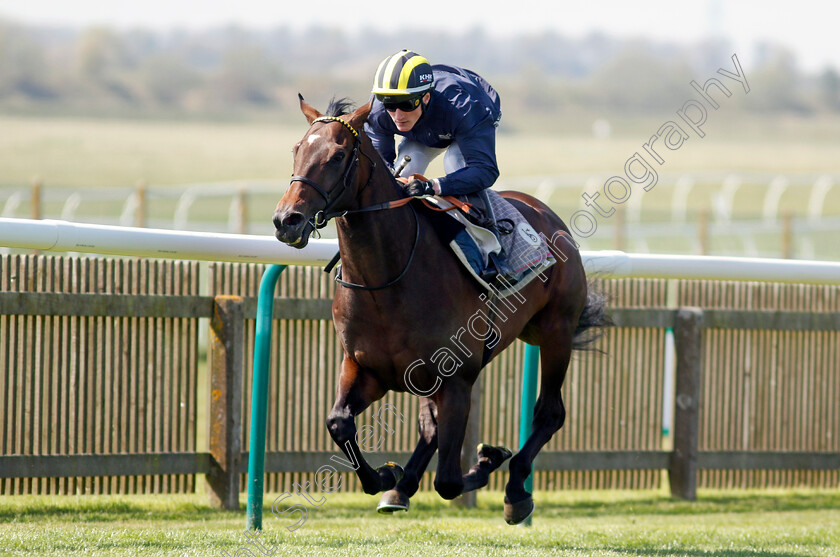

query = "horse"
(272, 95), (609, 524)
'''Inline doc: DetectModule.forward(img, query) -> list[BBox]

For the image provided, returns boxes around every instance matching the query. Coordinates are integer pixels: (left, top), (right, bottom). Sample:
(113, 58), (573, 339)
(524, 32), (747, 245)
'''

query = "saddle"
(326, 177), (555, 296)
(402, 175), (556, 296)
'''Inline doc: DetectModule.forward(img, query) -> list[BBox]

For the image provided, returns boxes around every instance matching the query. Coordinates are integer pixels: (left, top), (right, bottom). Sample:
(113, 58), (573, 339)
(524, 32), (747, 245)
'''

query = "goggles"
(379, 96), (422, 113)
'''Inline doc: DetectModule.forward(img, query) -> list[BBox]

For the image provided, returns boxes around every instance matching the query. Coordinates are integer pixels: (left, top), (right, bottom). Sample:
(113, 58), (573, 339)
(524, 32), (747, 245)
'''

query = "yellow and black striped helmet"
(371, 50), (434, 99)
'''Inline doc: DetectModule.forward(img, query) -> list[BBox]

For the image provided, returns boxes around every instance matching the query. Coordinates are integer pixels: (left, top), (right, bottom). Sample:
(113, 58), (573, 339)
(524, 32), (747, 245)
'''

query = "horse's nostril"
(280, 212), (305, 229)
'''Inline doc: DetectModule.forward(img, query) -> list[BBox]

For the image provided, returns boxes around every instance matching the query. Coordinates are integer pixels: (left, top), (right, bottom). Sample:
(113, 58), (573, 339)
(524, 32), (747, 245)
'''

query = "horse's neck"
(335, 158), (417, 285)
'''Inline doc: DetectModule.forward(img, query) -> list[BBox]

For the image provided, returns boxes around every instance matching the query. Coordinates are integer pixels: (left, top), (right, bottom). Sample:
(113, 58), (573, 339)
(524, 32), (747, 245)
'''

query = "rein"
(334, 203), (421, 291)
(290, 115), (486, 291)
(291, 117), (475, 222)
(290, 115), (421, 291)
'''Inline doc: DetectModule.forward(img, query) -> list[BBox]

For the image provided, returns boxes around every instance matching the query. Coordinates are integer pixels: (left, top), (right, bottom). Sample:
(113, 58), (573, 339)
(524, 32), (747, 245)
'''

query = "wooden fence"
(1, 254), (838, 506)
(0, 254), (202, 495)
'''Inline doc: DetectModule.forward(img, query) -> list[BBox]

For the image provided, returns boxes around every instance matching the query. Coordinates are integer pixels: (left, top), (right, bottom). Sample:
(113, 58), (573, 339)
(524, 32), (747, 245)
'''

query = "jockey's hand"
(403, 178), (436, 198)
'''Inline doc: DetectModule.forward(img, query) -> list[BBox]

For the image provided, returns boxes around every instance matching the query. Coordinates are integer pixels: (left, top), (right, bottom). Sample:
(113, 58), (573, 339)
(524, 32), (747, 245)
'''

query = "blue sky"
(2, 0), (838, 72)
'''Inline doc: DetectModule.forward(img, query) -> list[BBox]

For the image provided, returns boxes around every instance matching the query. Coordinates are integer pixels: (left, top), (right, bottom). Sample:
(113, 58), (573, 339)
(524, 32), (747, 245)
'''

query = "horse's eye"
(330, 151), (346, 165)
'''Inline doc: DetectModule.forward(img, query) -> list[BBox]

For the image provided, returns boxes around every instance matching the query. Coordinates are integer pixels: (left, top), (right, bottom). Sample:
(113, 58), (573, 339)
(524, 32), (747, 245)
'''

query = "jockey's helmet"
(371, 50), (434, 107)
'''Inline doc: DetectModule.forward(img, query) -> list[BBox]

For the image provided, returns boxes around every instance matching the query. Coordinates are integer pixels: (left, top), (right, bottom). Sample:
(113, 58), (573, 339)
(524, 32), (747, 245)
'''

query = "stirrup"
(480, 252), (503, 284)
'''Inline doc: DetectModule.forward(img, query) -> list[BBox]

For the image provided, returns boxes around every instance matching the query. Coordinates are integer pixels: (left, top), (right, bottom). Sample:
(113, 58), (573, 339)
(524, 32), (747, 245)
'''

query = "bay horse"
(273, 96), (608, 524)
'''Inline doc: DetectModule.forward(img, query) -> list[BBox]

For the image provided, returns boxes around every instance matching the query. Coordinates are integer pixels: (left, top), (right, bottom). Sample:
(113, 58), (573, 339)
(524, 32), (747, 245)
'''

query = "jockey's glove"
(403, 178), (436, 198)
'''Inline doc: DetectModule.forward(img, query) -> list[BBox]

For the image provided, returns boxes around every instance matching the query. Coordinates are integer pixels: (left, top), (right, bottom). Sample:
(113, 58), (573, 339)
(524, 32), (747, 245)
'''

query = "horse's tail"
(572, 283), (612, 351)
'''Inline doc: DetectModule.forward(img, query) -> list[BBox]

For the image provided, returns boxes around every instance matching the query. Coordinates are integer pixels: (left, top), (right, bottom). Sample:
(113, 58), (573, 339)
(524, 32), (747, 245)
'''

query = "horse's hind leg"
(432, 379), (473, 500)
(379, 394), (511, 512)
(460, 444), (513, 493)
(504, 319), (575, 524)
(378, 398), (438, 513)
(326, 357), (403, 496)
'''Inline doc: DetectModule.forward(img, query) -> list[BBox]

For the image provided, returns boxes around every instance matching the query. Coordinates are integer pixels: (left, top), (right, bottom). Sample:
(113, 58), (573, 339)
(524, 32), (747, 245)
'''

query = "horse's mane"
(322, 95), (401, 190)
(325, 97), (354, 117)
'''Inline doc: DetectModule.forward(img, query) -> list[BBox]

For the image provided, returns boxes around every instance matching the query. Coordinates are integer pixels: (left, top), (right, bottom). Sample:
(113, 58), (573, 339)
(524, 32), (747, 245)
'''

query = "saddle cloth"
(425, 190), (555, 297)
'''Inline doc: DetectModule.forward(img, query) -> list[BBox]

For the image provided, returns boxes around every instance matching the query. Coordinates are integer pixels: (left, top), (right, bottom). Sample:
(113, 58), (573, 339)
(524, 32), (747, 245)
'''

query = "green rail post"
(519, 343), (540, 526)
(246, 264), (286, 530)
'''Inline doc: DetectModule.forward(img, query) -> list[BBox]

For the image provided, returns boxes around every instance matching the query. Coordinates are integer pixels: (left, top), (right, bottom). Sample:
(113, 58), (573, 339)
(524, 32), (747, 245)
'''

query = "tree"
(209, 44), (280, 105)
(746, 43), (808, 112)
(818, 68), (840, 111)
(76, 27), (127, 84)
(138, 53), (199, 105)
(0, 20), (53, 99)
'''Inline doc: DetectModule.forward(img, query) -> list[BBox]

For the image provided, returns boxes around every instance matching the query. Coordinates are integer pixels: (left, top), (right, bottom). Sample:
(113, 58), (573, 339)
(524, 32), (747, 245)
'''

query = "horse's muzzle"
(272, 209), (311, 248)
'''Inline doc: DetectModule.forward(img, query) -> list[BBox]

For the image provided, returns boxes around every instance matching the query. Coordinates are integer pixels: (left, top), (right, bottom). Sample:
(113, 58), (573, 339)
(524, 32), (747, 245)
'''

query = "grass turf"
(1, 488), (839, 556)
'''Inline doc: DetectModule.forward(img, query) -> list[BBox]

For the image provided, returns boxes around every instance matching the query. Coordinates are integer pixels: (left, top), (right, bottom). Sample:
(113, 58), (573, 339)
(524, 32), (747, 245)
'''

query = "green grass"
(1, 488), (839, 555)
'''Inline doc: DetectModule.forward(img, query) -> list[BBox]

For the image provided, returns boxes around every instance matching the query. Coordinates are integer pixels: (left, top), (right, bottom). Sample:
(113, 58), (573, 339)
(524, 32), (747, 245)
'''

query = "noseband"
(289, 116), (363, 229)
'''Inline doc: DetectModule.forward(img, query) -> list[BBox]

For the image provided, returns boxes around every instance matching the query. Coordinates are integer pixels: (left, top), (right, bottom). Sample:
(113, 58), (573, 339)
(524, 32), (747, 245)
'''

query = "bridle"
(288, 114), (420, 291)
(289, 116), (368, 229)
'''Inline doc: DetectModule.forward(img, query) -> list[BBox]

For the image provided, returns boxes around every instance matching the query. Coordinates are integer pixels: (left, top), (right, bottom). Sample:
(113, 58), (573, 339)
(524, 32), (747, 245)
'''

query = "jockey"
(365, 49), (502, 199)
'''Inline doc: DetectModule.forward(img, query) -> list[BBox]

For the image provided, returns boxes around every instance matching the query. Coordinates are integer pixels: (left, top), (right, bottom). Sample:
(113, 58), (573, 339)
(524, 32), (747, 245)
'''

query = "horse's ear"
(347, 98), (373, 131)
(299, 93), (322, 124)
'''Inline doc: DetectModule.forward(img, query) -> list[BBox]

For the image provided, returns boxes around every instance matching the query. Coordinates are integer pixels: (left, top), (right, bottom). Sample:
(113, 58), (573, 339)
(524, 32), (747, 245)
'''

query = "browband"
(312, 116), (359, 139)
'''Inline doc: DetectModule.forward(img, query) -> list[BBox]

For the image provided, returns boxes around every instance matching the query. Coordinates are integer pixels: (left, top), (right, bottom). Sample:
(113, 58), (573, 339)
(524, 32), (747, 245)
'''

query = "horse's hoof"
(377, 489), (410, 514)
(376, 461), (404, 489)
(477, 443), (513, 468)
(504, 495), (534, 525)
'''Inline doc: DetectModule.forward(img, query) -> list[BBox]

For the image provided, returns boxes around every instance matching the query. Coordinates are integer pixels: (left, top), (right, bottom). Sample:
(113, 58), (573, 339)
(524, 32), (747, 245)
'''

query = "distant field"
(1, 488), (838, 556)
(2, 112), (839, 259)
(2, 111), (839, 188)
(0, 116), (293, 189)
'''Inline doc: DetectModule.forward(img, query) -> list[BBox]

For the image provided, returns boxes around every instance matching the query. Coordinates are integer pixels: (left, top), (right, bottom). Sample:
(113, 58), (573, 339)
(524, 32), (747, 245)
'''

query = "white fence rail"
(2, 171), (839, 260)
(3, 217), (840, 285)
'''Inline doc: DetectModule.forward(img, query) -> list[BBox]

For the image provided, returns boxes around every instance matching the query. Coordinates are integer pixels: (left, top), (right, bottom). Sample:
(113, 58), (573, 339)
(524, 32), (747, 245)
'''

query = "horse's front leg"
(378, 397), (438, 513)
(326, 356), (402, 495)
